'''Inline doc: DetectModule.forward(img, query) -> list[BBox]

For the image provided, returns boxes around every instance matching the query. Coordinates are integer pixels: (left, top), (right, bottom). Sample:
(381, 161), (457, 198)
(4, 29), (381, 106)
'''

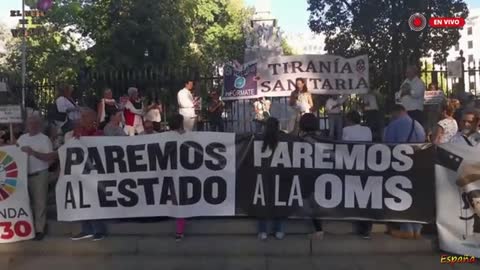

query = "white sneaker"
(275, 232), (285, 240)
(258, 232), (268, 241)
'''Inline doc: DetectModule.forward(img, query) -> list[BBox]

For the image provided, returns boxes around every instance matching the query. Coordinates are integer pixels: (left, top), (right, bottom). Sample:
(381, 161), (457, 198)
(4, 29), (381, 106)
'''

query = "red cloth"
(124, 99), (138, 126)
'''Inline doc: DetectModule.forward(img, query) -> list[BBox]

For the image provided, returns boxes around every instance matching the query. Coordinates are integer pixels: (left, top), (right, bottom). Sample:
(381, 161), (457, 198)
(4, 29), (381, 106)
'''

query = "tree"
(308, 0), (468, 106)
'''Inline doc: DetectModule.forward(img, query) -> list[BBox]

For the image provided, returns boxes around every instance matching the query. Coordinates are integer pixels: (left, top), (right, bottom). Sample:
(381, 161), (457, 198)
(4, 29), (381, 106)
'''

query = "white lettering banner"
(223, 55), (369, 100)
(56, 132), (236, 221)
(0, 146), (34, 243)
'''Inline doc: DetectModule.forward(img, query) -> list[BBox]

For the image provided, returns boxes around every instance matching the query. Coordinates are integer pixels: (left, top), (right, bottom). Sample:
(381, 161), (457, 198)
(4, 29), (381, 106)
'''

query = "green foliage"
(281, 38), (293, 56)
(4, 0), (253, 84)
(308, 0), (468, 101)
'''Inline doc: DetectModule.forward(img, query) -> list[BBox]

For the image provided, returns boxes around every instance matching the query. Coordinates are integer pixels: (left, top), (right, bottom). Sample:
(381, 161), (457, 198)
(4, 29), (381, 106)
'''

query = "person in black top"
(207, 91), (225, 132)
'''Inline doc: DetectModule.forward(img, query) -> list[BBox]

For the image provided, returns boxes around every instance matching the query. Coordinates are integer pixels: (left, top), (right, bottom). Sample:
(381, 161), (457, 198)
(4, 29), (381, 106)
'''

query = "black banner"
(235, 133), (435, 222)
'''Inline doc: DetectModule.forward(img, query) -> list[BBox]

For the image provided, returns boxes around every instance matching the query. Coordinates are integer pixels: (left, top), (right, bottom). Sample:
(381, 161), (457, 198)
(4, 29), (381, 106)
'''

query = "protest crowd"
(1, 64), (479, 246)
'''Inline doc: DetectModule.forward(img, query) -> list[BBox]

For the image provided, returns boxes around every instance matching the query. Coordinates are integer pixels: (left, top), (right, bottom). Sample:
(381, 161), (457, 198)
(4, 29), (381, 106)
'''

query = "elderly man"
(397, 66), (426, 126)
(18, 115), (53, 240)
(177, 79), (197, 131)
(123, 87), (144, 136)
(450, 109), (480, 146)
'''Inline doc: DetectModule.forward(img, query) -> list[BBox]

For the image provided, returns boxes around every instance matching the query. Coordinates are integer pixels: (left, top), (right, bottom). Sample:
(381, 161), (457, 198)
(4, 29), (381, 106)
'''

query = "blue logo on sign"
(234, 77), (246, 89)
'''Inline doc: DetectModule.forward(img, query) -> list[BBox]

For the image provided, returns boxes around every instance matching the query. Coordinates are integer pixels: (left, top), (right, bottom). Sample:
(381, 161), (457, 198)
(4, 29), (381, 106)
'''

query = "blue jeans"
(399, 223), (422, 233)
(258, 219), (284, 233)
(328, 113), (343, 140)
(81, 220), (106, 235)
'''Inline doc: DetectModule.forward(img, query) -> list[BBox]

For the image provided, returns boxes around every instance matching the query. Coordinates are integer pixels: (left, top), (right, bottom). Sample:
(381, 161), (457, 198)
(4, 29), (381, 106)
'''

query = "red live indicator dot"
(429, 17), (465, 28)
(413, 18), (423, 27)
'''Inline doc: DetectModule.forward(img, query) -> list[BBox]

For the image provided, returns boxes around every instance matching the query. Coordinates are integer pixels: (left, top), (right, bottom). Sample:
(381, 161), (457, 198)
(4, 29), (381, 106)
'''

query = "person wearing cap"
(123, 87), (144, 136)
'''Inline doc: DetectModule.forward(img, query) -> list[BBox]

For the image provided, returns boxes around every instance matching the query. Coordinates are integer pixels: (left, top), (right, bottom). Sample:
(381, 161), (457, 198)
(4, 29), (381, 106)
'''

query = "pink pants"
(176, 218), (185, 234)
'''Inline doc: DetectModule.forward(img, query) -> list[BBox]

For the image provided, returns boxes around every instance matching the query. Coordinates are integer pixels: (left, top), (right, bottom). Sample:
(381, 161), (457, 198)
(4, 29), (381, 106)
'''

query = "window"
(468, 27), (473, 35)
(468, 41), (473, 49)
(455, 44), (460, 51)
(468, 54), (474, 63)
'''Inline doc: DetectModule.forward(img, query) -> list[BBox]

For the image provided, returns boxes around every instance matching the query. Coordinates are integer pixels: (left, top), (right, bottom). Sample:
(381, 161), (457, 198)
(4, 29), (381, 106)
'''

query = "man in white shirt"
(450, 109), (480, 147)
(177, 80), (197, 131)
(398, 66), (426, 126)
(342, 110), (373, 142)
(17, 115), (53, 241)
(325, 95), (348, 140)
(341, 110), (373, 239)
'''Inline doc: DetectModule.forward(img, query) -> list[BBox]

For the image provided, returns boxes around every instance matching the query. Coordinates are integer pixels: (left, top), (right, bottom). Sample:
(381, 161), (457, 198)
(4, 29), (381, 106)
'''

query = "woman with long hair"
(431, 99), (460, 144)
(257, 117), (286, 240)
(289, 78), (313, 135)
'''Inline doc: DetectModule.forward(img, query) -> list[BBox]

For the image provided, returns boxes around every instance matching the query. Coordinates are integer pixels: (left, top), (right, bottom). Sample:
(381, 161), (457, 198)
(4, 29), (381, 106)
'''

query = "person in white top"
(97, 88), (119, 127)
(432, 99), (459, 144)
(397, 66), (426, 125)
(342, 110), (373, 142)
(145, 97), (162, 132)
(17, 115), (53, 240)
(450, 109), (480, 147)
(341, 110), (373, 239)
(362, 90), (381, 141)
(253, 97), (271, 133)
(55, 85), (80, 133)
(288, 78), (314, 135)
(177, 80), (197, 131)
(325, 95), (348, 140)
(123, 87), (144, 136)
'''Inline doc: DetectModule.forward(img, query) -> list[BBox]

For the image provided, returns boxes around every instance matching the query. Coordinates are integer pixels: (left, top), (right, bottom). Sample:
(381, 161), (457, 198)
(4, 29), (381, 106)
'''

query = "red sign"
(429, 17), (465, 28)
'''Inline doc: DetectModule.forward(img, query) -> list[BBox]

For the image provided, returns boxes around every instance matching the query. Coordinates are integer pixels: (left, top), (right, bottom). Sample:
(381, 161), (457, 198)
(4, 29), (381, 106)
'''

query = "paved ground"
(1, 255), (479, 270)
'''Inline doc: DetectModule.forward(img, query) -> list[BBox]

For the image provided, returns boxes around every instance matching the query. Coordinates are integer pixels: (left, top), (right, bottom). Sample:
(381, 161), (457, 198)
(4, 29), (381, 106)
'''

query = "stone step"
(0, 234), (436, 257)
(47, 218), (390, 236)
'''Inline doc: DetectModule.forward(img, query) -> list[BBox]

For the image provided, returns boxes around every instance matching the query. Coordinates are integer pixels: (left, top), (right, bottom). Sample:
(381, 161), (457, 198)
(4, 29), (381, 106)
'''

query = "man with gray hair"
(397, 65), (426, 125)
(17, 115), (53, 241)
(123, 87), (144, 136)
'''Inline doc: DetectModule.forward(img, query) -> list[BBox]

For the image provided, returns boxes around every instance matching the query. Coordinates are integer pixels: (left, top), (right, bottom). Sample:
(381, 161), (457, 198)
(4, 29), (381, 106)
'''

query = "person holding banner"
(167, 114), (188, 241)
(288, 78), (313, 135)
(342, 111), (373, 239)
(257, 117), (285, 240)
(384, 105), (426, 240)
(70, 108), (107, 241)
(17, 115), (53, 241)
(299, 113), (324, 239)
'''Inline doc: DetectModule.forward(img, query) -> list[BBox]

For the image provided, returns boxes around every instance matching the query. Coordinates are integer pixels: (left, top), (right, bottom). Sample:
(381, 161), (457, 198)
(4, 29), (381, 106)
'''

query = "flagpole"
(21, 0), (27, 117)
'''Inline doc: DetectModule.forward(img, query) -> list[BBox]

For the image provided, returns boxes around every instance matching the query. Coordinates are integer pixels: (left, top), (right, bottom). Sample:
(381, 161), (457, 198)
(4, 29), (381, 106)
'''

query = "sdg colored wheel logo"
(409, 13), (427, 32)
(0, 151), (18, 202)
